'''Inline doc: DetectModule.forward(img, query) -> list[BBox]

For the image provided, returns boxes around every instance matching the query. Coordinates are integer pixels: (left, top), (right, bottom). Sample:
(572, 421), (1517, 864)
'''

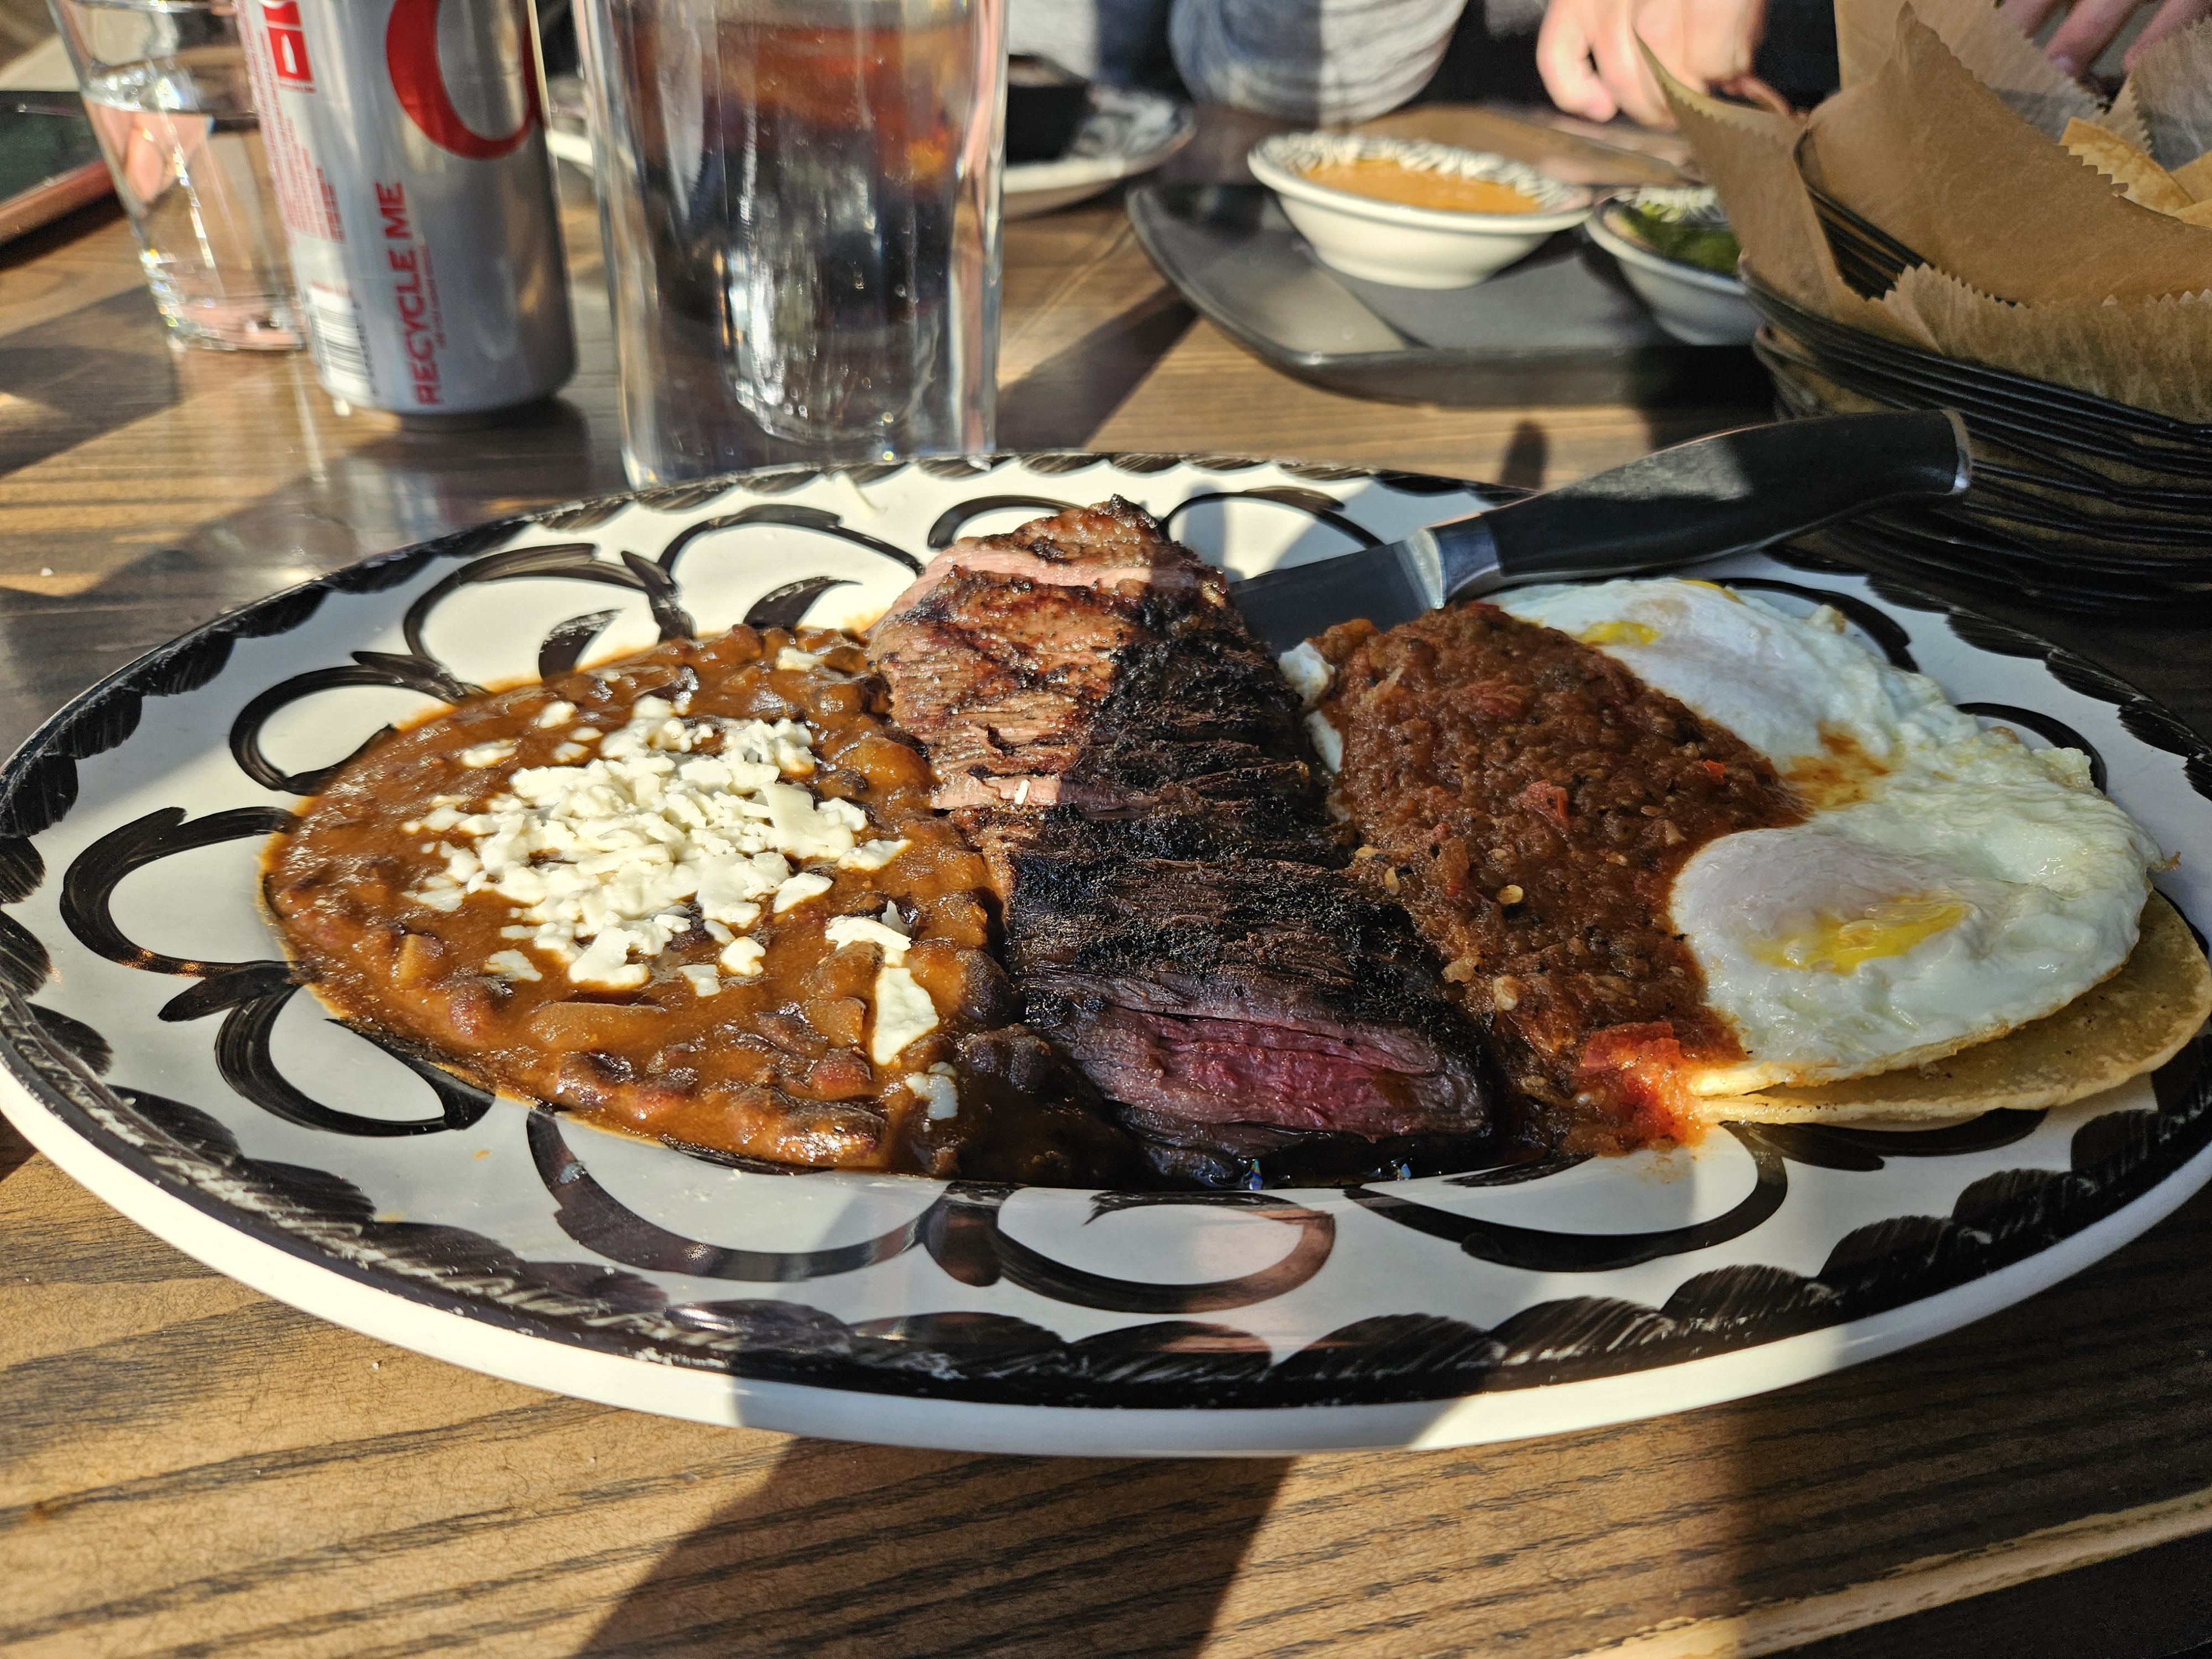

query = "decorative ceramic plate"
(1004, 86), (1196, 218)
(3, 454), (2208, 1456)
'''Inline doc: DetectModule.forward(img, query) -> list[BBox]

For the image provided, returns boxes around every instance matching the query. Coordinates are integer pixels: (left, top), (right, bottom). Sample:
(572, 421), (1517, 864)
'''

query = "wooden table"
(6, 116), (2212, 1659)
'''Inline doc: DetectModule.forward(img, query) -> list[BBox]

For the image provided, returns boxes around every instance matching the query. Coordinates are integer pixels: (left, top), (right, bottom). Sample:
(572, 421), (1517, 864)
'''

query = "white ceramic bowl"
(1248, 133), (1594, 290)
(1585, 200), (1760, 346)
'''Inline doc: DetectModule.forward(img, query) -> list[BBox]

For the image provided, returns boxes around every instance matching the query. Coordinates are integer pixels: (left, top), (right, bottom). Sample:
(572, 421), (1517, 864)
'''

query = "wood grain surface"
(4, 107), (2212, 1659)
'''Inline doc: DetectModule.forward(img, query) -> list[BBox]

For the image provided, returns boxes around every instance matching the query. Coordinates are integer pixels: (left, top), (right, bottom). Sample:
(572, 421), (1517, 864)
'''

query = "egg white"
(1496, 579), (2164, 1091)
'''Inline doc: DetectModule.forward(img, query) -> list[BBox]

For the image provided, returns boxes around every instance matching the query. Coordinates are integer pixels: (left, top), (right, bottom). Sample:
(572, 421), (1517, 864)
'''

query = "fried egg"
(1496, 578), (2166, 1093)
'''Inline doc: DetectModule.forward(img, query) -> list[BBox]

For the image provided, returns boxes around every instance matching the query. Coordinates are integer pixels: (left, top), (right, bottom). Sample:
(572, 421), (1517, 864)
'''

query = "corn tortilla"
(2062, 118), (2197, 215)
(2172, 150), (2212, 203)
(1694, 894), (2211, 1125)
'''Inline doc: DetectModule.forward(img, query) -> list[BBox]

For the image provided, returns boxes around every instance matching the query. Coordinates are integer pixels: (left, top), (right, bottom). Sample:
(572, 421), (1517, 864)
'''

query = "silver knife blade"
(1230, 523), (1486, 655)
(1226, 411), (1971, 655)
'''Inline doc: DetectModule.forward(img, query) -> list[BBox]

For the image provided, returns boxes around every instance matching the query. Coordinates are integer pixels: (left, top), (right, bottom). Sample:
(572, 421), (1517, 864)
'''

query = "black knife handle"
(1434, 410), (1971, 599)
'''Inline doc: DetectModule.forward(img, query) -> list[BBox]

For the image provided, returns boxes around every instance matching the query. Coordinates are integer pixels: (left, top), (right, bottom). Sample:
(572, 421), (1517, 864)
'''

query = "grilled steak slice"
(872, 500), (1216, 821)
(1013, 850), (1490, 1138)
(872, 499), (1494, 1171)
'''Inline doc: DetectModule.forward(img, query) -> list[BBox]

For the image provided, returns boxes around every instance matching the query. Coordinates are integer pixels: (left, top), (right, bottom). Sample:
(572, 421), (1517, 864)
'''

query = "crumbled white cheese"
(459, 740), (515, 768)
(775, 645), (821, 670)
(870, 964), (938, 1063)
(401, 695), (879, 990)
(551, 742), (591, 764)
(568, 927), (650, 990)
(485, 950), (541, 982)
(763, 784), (857, 856)
(824, 914), (912, 960)
(678, 963), (721, 997)
(1278, 641), (1332, 708)
(905, 1063), (959, 1119)
(536, 701), (577, 728)
(773, 871), (834, 912)
(1305, 710), (1343, 773)
(838, 838), (909, 872)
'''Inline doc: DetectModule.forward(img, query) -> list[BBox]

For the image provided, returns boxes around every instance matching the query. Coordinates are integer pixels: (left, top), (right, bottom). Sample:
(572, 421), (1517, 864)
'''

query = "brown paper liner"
(1903, 0), (2100, 139)
(1885, 266), (2212, 425)
(1833, 0), (1904, 89)
(1657, 0), (2212, 424)
(2174, 152), (2212, 202)
(2120, 17), (2212, 170)
(1806, 12), (2210, 305)
(2098, 79), (2154, 156)
(1645, 50), (1911, 341)
(2062, 118), (2196, 213)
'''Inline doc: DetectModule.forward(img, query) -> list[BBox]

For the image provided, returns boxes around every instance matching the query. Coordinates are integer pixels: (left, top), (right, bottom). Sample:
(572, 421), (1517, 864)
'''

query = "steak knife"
(1230, 409), (1971, 653)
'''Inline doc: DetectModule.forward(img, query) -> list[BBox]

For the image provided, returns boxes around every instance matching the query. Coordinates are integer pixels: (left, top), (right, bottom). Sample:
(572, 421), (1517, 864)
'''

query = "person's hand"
(1999, 0), (2212, 81)
(1537, 0), (1767, 127)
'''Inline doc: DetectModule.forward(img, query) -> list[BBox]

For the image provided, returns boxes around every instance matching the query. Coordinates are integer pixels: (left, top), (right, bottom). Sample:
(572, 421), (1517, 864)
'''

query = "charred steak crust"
(871, 499), (1495, 1176)
(1011, 850), (1491, 1138)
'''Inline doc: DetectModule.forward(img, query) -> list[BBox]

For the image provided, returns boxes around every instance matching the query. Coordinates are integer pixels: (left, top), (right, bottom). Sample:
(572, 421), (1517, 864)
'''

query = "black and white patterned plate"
(3, 455), (2208, 1455)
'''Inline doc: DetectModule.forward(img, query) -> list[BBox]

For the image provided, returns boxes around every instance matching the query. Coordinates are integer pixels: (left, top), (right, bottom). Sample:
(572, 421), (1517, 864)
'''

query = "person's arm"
(1168, 0), (1473, 124)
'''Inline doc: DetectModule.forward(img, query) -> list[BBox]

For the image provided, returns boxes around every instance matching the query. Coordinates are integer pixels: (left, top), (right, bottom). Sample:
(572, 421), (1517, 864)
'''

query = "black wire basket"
(1741, 266), (2212, 613)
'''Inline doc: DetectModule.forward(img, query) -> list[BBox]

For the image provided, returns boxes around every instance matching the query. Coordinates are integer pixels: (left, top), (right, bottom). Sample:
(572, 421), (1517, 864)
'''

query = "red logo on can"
(384, 0), (544, 161)
(259, 0), (314, 84)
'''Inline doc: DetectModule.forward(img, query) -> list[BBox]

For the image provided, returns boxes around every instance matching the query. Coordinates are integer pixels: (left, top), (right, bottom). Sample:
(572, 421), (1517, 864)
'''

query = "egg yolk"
(1577, 620), (1660, 646)
(1752, 895), (1970, 973)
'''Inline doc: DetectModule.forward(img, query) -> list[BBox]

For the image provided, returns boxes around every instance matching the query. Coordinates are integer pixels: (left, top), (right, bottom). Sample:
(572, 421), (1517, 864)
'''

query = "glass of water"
(576, 0), (1004, 486)
(49, 0), (300, 351)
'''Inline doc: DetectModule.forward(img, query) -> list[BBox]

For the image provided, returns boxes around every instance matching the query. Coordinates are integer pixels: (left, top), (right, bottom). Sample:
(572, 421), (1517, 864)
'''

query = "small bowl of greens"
(1585, 186), (1760, 346)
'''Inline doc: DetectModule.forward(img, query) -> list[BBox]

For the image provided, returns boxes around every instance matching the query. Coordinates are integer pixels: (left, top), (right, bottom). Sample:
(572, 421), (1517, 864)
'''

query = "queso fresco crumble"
(264, 625), (1011, 1173)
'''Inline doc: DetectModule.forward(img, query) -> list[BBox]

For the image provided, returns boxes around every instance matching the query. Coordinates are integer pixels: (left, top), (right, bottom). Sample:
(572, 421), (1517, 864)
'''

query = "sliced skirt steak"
(872, 499), (1495, 1182)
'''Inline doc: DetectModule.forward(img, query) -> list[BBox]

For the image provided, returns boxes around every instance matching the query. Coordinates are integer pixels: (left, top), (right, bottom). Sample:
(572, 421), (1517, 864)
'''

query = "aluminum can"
(236, 0), (575, 418)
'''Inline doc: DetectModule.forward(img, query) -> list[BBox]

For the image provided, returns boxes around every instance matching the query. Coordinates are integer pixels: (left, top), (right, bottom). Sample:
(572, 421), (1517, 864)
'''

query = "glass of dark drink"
(576, 0), (1004, 484)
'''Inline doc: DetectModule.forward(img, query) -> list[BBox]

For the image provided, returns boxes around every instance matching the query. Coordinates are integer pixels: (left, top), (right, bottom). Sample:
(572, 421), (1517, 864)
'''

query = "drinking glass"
(49, 0), (301, 351)
(575, 0), (1003, 486)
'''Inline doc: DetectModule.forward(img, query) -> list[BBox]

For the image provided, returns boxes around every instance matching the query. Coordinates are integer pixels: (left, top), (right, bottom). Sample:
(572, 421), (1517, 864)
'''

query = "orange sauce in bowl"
(1301, 158), (1542, 215)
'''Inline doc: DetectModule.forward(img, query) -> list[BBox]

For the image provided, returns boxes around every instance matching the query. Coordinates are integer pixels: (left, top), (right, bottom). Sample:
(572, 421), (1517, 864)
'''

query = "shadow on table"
(0, 1112), (31, 1186)
(998, 286), (1197, 451)
(580, 1439), (1287, 1657)
(1692, 1174), (2212, 1656)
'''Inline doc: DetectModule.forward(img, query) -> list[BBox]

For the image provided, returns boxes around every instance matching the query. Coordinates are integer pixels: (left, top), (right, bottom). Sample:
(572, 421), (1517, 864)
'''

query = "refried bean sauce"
(265, 625), (1117, 1180)
(1313, 604), (1806, 1152)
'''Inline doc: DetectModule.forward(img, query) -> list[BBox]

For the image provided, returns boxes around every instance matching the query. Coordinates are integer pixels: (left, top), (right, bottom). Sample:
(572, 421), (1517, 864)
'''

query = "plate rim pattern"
(1, 451), (2208, 1419)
